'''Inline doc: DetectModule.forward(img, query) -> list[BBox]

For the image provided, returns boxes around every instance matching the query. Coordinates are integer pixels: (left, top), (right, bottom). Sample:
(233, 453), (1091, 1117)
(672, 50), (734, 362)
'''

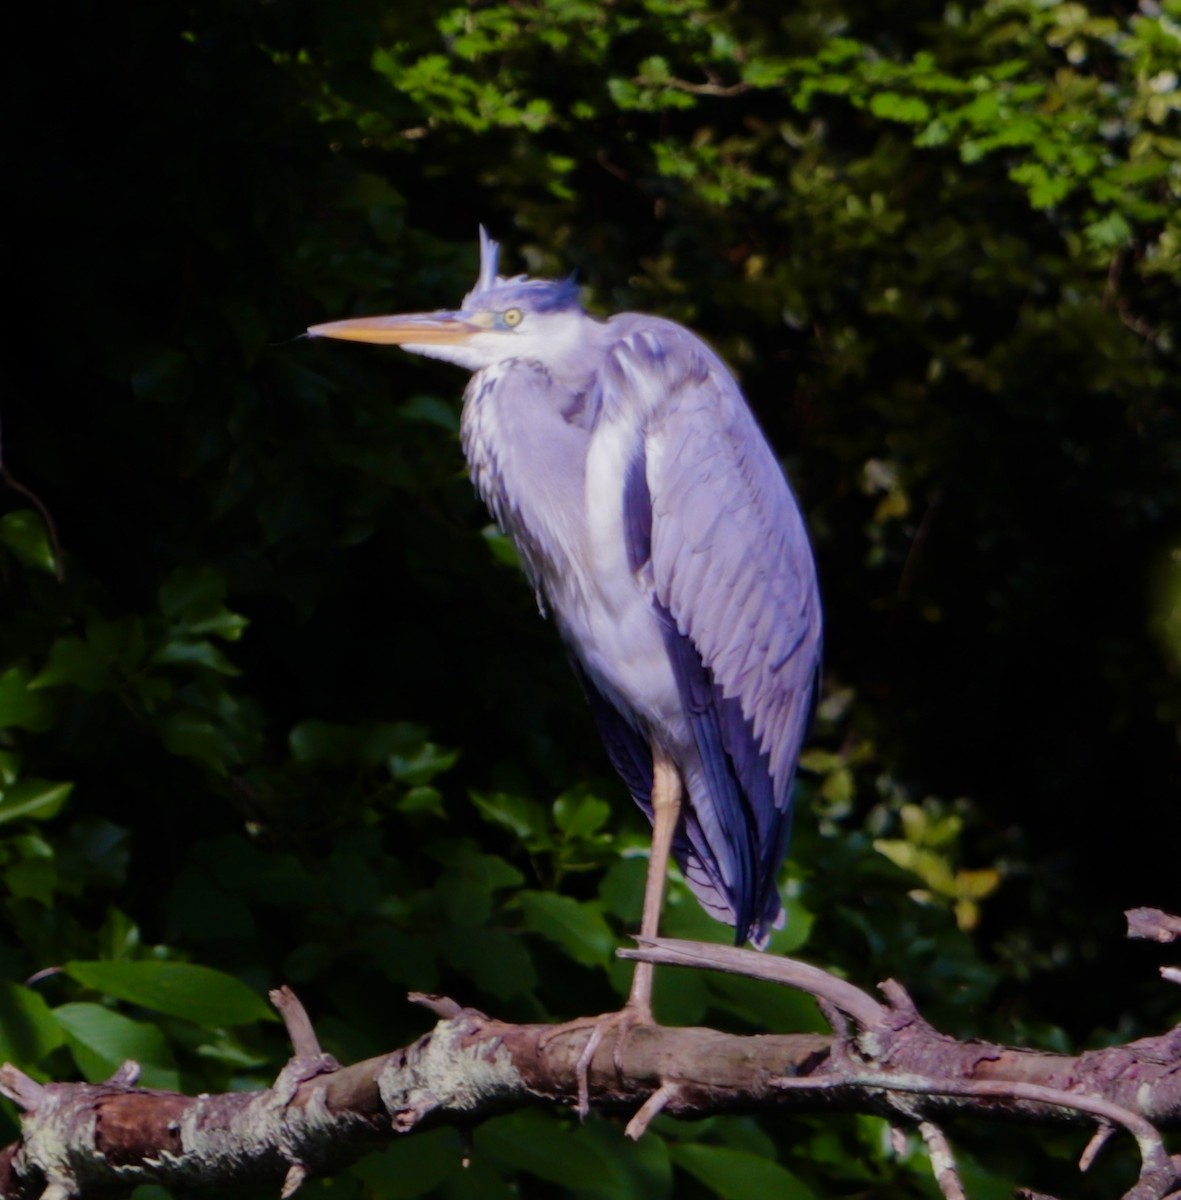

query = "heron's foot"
(539, 1003), (653, 1119)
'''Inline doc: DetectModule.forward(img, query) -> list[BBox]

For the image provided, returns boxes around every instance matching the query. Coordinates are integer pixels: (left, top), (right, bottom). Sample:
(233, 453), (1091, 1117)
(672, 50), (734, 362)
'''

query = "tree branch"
(0, 918), (1177, 1199)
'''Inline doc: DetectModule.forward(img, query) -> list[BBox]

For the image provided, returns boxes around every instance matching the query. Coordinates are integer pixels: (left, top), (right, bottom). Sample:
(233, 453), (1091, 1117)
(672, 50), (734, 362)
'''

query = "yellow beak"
(307, 312), (483, 345)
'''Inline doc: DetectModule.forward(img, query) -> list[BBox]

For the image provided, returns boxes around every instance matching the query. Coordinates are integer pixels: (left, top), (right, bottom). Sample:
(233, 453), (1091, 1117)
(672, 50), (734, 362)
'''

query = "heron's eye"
(503, 308), (523, 328)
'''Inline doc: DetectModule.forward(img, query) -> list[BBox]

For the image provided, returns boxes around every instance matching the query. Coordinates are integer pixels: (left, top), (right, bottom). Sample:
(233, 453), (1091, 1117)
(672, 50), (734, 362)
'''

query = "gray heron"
(309, 230), (822, 1030)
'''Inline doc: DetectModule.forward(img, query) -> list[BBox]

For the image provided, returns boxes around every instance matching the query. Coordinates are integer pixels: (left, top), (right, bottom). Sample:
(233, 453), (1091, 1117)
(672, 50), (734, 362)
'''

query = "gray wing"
(600, 320), (822, 942)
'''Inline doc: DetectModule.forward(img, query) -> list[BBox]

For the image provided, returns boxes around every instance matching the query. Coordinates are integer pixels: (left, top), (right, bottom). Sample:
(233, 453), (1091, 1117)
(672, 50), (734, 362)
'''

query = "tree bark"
(1, 931), (1177, 1200)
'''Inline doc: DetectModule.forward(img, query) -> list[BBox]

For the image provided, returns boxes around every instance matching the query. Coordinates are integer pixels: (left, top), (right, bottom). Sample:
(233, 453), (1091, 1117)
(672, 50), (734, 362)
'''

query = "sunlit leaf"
(54, 1002), (180, 1089)
(64, 961), (275, 1026)
(869, 91), (931, 122)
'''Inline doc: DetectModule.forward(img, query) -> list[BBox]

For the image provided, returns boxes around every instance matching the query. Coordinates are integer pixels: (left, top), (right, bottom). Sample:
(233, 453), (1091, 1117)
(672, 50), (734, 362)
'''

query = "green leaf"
(159, 568), (248, 647)
(638, 55), (672, 83)
(64, 961), (275, 1026)
(29, 636), (109, 691)
(576, 1108), (674, 1200)
(554, 789), (611, 839)
(158, 566), (228, 621)
(96, 905), (141, 961)
(1008, 161), (1074, 209)
(156, 712), (228, 774)
(915, 118), (952, 146)
(388, 740), (459, 786)
(1085, 211), (1133, 248)
(289, 719), (428, 767)
(5, 858), (58, 905)
(519, 890), (615, 966)
(152, 639), (240, 675)
(482, 525), (522, 567)
(356, 927), (438, 991)
(766, 893), (815, 955)
(0, 667), (55, 731)
(704, 972), (829, 1035)
(54, 1002), (180, 1089)
(477, 1110), (618, 1190)
(868, 92), (931, 123)
(351, 1129), (464, 1197)
(670, 1144), (816, 1200)
(0, 779), (73, 825)
(0, 509), (57, 574)
(599, 856), (646, 924)
(741, 58), (789, 88)
(436, 843), (525, 891)
(443, 927), (537, 999)
(435, 844), (524, 925)
(471, 790), (549, 842)
(0, 751), (19, 787)
(398, 394), (459, 433)
(0, 982), (65, 1066)
(397, 785), (446, 817)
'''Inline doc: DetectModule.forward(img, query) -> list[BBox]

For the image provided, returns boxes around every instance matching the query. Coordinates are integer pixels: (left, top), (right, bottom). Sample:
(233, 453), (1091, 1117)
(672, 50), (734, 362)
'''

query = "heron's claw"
(540, 1005), (651, 1119)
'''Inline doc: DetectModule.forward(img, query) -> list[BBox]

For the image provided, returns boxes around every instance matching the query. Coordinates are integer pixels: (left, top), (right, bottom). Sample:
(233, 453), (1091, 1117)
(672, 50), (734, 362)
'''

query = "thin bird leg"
(542, 748), (683, 1118)
(627, 748), (682, 1019)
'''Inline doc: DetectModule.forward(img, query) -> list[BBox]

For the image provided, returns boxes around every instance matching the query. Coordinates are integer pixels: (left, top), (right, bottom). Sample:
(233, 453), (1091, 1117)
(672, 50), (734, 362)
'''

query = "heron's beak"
(307, 311), (484, 345)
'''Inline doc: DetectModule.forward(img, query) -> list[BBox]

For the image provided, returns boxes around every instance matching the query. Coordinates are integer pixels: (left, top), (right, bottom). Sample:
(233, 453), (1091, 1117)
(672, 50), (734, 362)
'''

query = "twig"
(620, 936), (886, 1027)
(639, 73), (750, 97)
(624, 1082), (681, 1140)
(1080, 1123), (1115, 1171)
(920, 1121), (966, 1200)
(0, 1066), (46, 1112)
(409, 993), (464, 1019)
(772, 1071), (1176, 1198)
(271, 987), (323, 1059)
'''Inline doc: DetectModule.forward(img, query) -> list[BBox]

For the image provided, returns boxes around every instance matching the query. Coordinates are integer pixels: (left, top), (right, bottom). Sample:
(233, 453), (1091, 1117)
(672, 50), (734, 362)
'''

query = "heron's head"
(308, 229), (589, 372)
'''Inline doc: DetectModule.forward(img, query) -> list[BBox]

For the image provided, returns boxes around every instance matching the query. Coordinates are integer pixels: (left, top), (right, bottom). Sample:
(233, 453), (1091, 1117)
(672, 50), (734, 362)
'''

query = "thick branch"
(0, 994), (1177, 1198)
(1, 920), (1178, 1199)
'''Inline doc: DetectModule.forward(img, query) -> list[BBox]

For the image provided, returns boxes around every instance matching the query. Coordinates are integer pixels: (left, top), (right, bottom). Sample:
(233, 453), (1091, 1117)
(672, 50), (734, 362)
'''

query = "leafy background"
(3, 0), (1179, 1195)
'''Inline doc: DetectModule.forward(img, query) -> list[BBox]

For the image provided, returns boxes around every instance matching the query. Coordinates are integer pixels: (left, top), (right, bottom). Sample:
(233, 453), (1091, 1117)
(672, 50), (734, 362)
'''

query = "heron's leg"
(543, 749), (683, 1118)
(626, 747), (682, 1018)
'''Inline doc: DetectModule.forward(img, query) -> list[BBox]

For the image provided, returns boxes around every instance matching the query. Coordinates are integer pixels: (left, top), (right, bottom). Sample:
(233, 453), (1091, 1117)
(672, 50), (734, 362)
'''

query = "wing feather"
(600, 320), (822, 942)
(643, 327), (820, 801)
